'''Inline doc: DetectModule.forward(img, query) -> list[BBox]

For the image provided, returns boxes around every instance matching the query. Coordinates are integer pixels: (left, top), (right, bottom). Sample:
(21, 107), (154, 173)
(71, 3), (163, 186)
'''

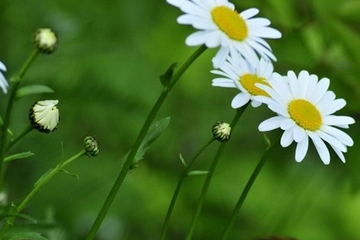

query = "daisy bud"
(29, 100), (59, 133)
(33, 28), (58, 54)
(212, 121), (231, 142)
(83, 136), (100, 157)
(0, 61), (9, 94)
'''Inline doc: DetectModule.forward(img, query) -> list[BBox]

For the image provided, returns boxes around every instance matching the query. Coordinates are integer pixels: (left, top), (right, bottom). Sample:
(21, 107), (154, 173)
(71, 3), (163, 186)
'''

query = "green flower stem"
(220, 135), (280, 240)
(185, 104), (249, 240)
(5, 125), (34, 153)
(0, 149), (86, 238)
(160, 137), (215, 240)
(0, 49), (40, 186)
(85, 45), (207, 240)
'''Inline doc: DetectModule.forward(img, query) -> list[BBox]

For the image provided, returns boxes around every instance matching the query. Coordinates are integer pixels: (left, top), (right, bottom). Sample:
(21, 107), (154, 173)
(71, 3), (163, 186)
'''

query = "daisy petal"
(258, 116), (284, 131)
(231, 92), (250, 108)
(295, 136), (309, 162)
(281, 128), (294, 147)
(309, 132), (330, 164)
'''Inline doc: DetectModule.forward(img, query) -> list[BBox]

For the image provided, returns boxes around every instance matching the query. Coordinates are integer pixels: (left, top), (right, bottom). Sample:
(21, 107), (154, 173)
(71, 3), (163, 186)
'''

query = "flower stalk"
(5, 125), (34, 153)
(160, 137), (215, 240)
(0, 49), (40, 186)
(185, 104), (249, 240)
(220, 134), (280, 240)
(85, 45), (207, 240)
(0, 149), (87, 238)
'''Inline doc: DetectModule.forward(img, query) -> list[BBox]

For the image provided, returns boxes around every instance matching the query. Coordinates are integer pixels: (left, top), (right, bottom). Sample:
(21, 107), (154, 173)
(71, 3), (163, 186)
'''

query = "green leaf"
(187, 170), (209, 177)
(179, 153), (186, 167)
(0, 115), (3, 126)
(7, 128), (13, 139)
(160, 63), (178, 87)
(4, 232), (48, 240)
(16, 85), (54, 100)
(60, 169), (79, 179)
(4, 152), (35, 162)
(133, 116), (171, 166)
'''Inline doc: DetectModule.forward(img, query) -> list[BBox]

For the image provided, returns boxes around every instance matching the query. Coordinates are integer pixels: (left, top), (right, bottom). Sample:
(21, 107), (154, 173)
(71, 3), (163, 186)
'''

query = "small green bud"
(29, 100), (59, 133)
(84, 136), (100, 157)
(33, 28), (58, 54)
(212, 121), (231, 142)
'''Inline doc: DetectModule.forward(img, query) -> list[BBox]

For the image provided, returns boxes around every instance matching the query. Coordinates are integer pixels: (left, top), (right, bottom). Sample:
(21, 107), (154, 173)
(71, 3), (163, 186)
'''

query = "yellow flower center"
(211, 6), (248, 41)
(239, 74), (270, 96)
(288, 99), (322, 131)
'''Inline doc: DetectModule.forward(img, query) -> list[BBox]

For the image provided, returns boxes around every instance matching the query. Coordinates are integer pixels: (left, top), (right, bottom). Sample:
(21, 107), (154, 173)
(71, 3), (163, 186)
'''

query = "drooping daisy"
(0, 61), (9, 94)
(212, 53), (274, 108)
(29, 100), (60, 133)
(255, 70), (355, 164)
(166, 0), (281, 67)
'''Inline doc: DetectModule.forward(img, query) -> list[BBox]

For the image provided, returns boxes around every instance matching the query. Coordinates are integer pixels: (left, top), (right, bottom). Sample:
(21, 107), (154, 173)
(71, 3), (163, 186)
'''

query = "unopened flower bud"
(212, 121), (231, 142)
(34, 28), (58, 54)
(0, 61), (9, 94)
(84, 136), (100, 157)
(29, 100), (59, 133)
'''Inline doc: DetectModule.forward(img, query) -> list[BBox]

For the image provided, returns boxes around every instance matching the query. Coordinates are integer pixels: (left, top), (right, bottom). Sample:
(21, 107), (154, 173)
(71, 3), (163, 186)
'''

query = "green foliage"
(59, 169), (79, 179)
(160, 63), (178, 88)
(131, 116), (171, 169)
(15, 85), (54, 100)
(4, 151), (34, 162)
(187, 170), (209, 177)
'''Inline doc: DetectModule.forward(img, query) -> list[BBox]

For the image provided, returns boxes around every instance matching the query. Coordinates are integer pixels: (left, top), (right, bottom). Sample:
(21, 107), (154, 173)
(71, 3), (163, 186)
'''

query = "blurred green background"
(1, 0), (360, 239)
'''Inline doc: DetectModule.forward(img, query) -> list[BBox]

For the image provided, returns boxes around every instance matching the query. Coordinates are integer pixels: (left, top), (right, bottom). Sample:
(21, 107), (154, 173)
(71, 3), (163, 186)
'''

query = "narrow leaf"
(4, 152), (35, 162)
(160, 63), (178, 87)
(60, 169), (79, 179)
(133, 117), (171, 164)
(179, 153), (186, 167)
(187, 170), (209, 176)
(16, 85), (54, 100)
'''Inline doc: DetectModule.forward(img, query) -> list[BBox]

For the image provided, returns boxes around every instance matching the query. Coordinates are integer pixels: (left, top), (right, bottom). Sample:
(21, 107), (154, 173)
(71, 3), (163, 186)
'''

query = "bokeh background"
(1, 0), (360, 239)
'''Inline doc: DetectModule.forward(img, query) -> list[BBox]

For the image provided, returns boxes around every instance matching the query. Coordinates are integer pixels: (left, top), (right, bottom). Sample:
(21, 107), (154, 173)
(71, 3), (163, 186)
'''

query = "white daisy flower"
(29, 100), (60, 133)
(211, 53), (274, 108)
(255, 70), (355, 164)
(0, 61), (9, 94)
(166, 0), (281, 67)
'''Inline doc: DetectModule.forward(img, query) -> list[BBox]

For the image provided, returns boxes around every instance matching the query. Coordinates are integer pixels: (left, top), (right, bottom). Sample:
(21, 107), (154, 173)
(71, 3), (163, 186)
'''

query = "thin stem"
(0, 49), (39, 186)
(220, 135), (280, 240)
(160, 137), (215, 240)
(5, 125), (34, 153)
(86, 45), (207, 240)
(0, 149), (86, 238)
(185, 105), (249, 240)
(18, 50), (40, 80)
